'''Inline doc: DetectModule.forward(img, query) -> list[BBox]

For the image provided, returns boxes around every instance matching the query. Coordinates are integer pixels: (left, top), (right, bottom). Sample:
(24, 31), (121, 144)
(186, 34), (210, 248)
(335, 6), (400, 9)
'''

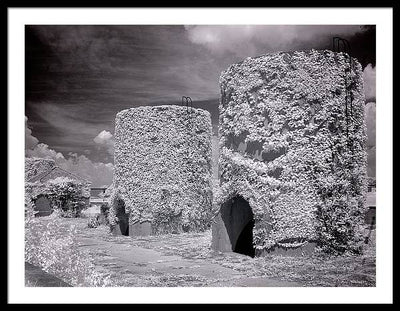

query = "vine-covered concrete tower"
(212, 50), (368, 256)
(110, 105), (213, 236)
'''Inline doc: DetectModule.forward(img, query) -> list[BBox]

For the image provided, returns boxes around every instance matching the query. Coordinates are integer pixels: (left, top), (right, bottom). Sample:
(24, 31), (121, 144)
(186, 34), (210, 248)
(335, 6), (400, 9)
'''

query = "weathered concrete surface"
(129, 221), (152, 237)
(33, 195), (52, 217)
(211, 213), (232, 252)
(25, 262), (72, 287)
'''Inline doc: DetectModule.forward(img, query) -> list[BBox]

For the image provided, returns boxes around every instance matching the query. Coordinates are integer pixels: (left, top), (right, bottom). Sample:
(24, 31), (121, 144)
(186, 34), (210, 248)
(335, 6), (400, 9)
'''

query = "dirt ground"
(27, 217), (376, 287)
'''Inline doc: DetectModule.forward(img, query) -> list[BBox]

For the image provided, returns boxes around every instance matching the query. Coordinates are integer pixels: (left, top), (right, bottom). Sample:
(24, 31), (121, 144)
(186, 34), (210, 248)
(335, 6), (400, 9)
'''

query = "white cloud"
(363, 63), (376, 102)
(25, 116), (39, 150)
(57, 153), (114, 187)
(185, 25), (364, 58)
(25, 116), (114, 186)
(94, 130), (113, 144)
(94, 130), (114, 156)
(26, 143), (65, 160)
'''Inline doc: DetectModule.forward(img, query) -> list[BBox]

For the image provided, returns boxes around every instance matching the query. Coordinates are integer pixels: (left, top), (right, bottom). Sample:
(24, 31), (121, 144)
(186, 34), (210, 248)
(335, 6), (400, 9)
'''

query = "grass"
(110, 225), (375, 287)
(26, 216), (376, 287)
(122, 226), (376, 287)
(210, 248), (375, 287)
(25, 214), (113, 287)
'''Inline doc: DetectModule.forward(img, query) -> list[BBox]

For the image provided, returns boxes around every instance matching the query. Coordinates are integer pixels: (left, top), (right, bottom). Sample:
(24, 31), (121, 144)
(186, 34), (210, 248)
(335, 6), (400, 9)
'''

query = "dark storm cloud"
(26, 25), (376, 175)
(26, 25), (221, 161)
(185, 25), (375, 68)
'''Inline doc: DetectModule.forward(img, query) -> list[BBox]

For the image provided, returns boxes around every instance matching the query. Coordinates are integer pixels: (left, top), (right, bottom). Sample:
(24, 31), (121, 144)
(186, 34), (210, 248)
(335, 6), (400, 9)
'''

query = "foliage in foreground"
(25, 198), (112, 286)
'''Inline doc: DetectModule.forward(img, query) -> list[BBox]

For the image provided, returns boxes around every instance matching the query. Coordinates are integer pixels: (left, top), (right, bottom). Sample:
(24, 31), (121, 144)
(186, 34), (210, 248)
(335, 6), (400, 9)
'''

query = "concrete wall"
(33, 195), (52, 217)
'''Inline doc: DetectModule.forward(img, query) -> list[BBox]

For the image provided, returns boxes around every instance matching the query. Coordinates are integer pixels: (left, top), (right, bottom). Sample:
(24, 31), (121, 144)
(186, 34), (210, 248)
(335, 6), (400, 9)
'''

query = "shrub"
(98, 203), (110, 226)
(44, 177), (88, 218)
(107, 189), (123, 229)
(87, 215), (101, 228)
(100, 202), (110, 216)
(25, 200), (112, 286)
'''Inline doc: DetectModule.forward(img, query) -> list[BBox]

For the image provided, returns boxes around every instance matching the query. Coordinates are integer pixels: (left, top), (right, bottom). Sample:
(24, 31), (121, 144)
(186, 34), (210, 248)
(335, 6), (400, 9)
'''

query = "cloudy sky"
(25, 25), (376, 186)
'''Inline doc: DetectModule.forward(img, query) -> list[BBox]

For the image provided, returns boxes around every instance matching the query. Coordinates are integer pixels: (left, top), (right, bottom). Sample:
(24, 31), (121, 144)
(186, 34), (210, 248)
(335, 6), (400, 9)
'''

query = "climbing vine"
(112, 105), (213, 234)
(217, 50), (368, 253)
(25, 177), (90, 218)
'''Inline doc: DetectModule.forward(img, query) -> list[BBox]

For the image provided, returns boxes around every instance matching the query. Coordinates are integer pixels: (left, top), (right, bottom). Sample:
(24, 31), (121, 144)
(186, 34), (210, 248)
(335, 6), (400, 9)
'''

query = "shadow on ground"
(25, 262), (72, 287)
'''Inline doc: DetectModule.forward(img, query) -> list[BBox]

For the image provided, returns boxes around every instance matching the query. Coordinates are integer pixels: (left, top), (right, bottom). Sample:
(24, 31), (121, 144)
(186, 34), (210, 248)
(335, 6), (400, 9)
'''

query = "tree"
(44, 177), (87, 217)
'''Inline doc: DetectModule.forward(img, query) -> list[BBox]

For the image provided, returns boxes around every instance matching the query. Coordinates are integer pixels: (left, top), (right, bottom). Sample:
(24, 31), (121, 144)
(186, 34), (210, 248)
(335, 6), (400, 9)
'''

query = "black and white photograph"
(7, 7), (393, 304)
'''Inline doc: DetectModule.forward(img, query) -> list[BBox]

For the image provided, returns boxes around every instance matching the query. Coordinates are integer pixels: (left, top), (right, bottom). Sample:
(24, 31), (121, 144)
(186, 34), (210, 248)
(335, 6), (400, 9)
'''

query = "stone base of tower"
(211, 213), (232, 253)
(212, 210), (316, 257)
(129, 221), (152, 237)
(111, 214), (129, 236)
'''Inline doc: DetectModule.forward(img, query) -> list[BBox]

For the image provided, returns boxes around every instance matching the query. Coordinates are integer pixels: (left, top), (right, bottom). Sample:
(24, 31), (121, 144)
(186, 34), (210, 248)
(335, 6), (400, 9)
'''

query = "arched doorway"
(115, 198), (129, 236)
(220, 195), (255, 257)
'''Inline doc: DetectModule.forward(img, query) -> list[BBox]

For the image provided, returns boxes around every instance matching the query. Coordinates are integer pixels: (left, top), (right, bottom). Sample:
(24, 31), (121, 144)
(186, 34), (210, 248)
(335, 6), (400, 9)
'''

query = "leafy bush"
(98, 202), (110, 226)
(87, 216), (101, 228)
(315, 202), (364, 255)
(25, 199), (112, 286)
(107, 189), (124, 229)
(100, 202), (110, 216)
(44, 177), (88, 218)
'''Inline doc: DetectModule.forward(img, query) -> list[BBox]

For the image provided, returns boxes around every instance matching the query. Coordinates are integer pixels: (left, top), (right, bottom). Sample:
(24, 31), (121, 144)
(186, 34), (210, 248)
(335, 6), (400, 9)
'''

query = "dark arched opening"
(234, 219), (255, 257)
(220, 195), (255, 257)
(115, 198), (129, 236)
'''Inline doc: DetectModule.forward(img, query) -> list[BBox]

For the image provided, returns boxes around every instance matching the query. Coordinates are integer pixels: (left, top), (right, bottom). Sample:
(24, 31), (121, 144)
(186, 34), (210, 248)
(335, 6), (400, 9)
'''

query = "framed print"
(7, 6), (393, 305)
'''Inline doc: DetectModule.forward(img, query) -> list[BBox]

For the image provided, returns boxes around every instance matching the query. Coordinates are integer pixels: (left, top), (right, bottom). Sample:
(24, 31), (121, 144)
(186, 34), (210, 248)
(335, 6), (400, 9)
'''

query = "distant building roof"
(25, 157), (56, 181)
(28, 166), (90, 184)
(90, 187), (108, 190)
